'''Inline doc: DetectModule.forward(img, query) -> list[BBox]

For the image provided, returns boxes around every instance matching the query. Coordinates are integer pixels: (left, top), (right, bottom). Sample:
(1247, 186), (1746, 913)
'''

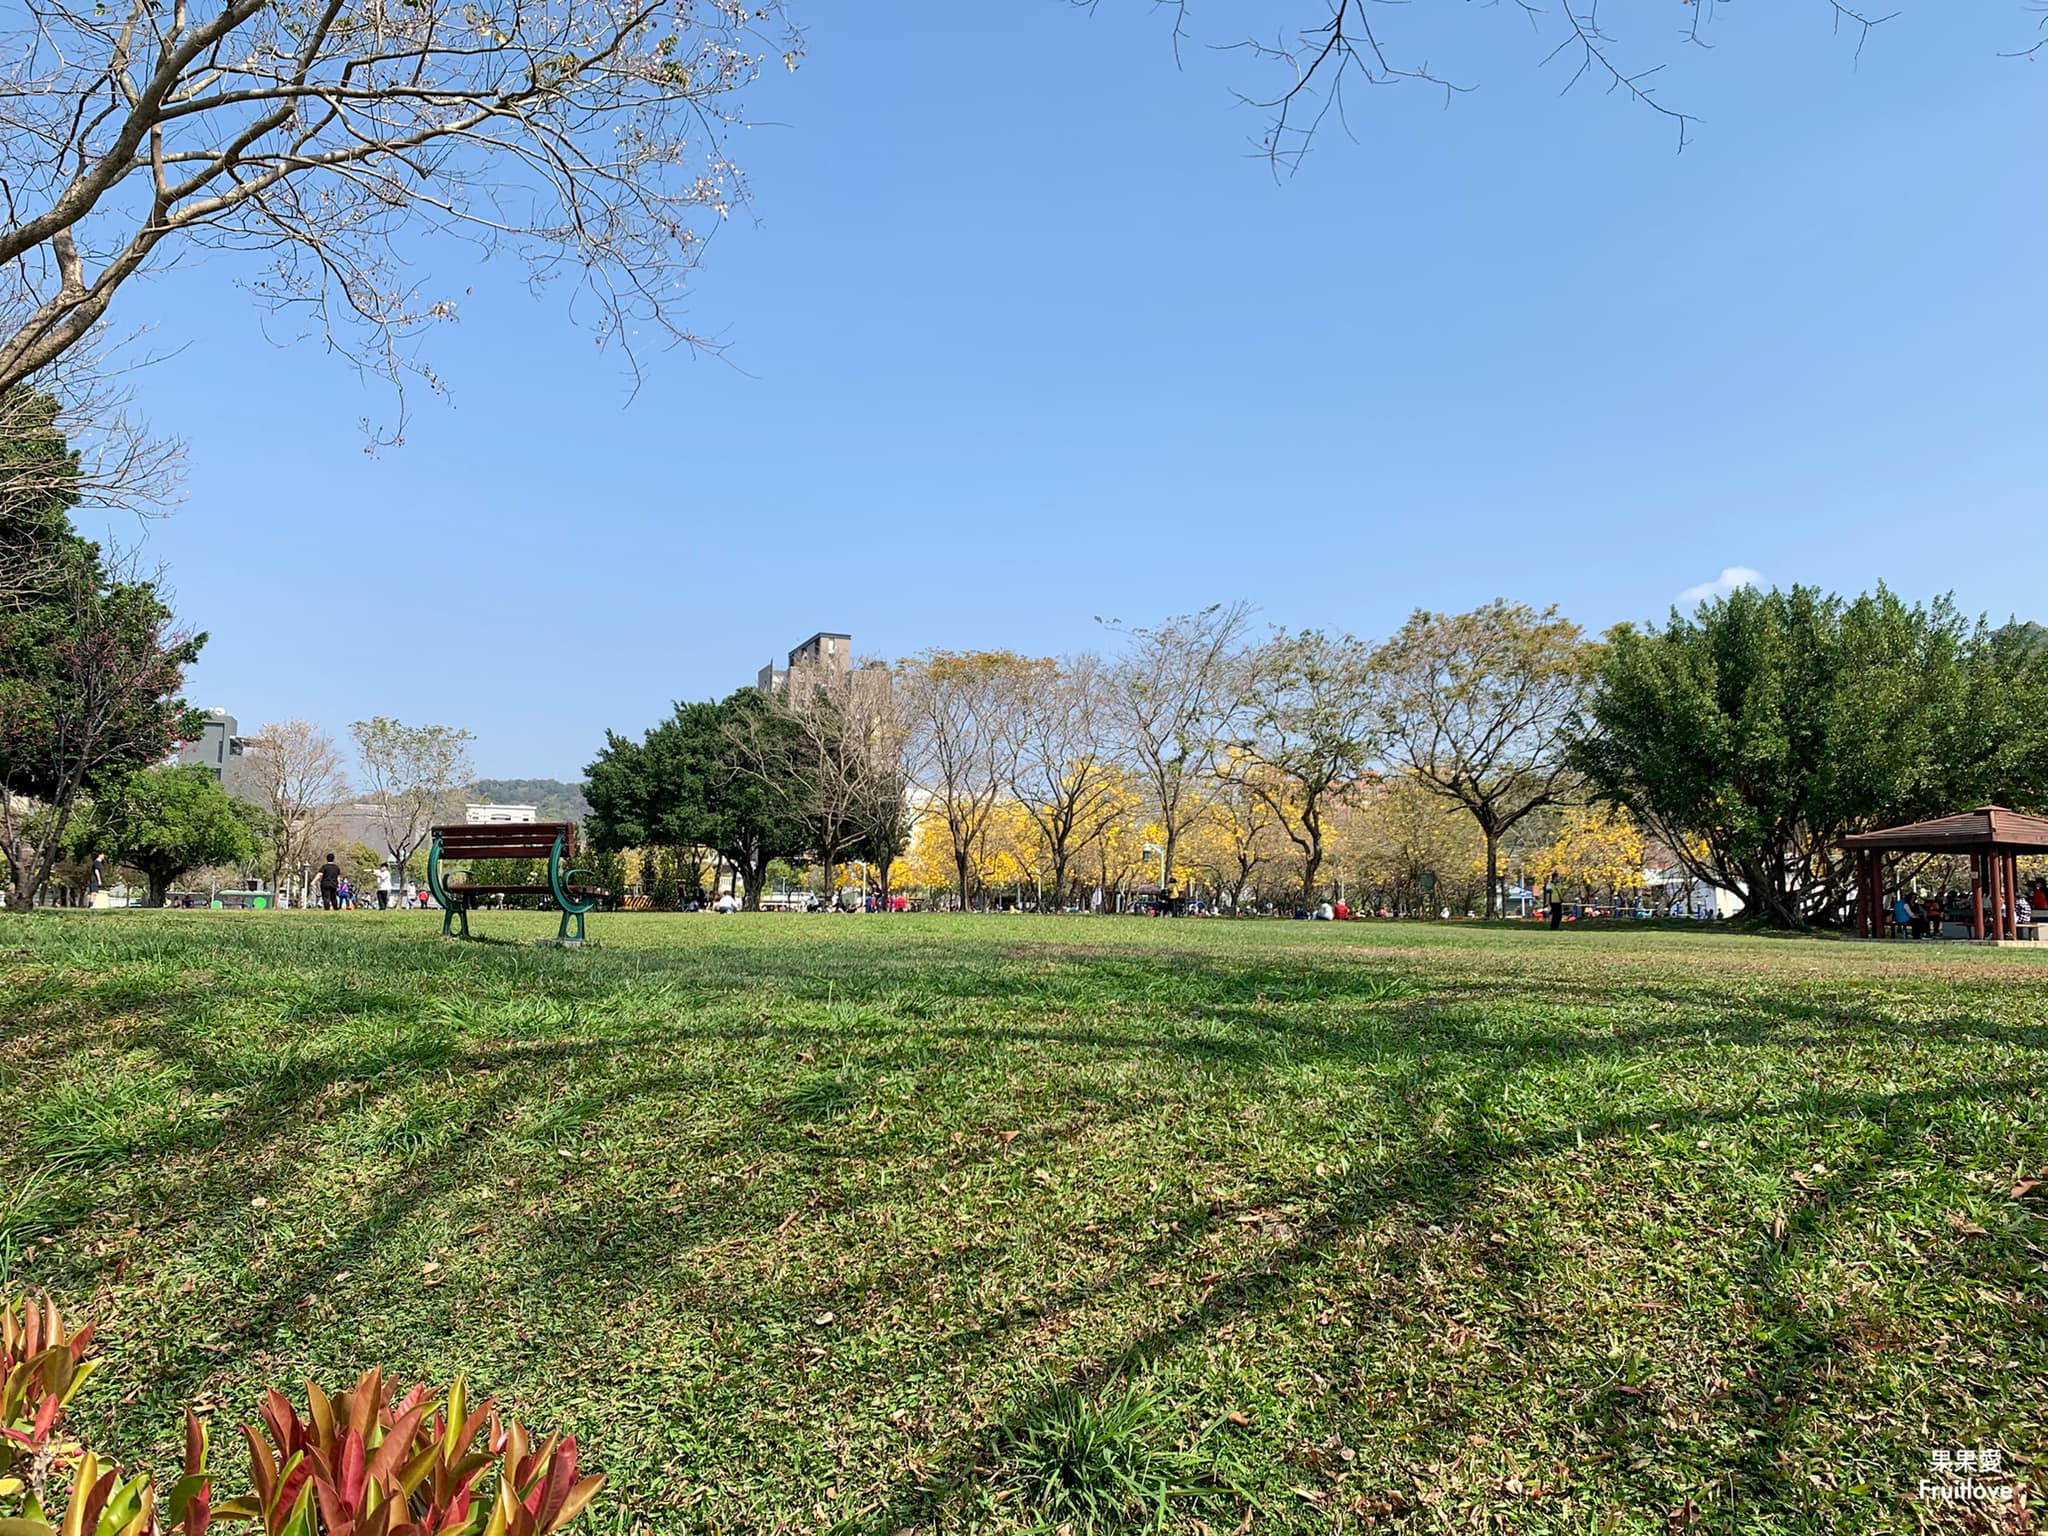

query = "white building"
(465, 803), (538, 824)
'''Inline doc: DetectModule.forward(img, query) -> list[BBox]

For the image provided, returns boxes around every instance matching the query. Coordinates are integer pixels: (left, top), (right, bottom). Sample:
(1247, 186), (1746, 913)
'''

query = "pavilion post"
(1992, 852), (2006, 941)
(2010, 853), (2024, 937)
(1971, 852), (1986, 941)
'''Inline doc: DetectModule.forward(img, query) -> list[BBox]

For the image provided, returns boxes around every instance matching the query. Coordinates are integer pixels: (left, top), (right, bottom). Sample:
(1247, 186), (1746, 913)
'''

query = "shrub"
(0, 1293), (602, 1536)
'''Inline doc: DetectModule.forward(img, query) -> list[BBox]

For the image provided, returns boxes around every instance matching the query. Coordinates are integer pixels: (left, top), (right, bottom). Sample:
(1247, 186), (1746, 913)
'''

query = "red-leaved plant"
(1, 1293), (98, 1506)
(0, 1294), (603, 1536)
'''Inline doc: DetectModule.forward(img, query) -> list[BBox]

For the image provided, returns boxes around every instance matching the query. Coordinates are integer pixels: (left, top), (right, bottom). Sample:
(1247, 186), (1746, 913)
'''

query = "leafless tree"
(0, 0), (794, 428)
(348, 716), (473, 875)
(1009, 652), (1126, 909)
(1224, 627), (1381, 911)
(243, 717), (348, 902)
(898, 649), (1028, 910)
(1373, 601), (1591, 919)
(729, 661), (894, 905)
(1102, 602), (1252, 905)
(848, 677), (914, 907)
(2, 368), (182, 550)
(1170, 0), (1913, 168)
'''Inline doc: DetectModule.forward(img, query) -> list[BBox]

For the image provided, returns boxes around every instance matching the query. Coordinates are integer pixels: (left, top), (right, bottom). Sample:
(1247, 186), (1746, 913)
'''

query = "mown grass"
(3, 912), (2046, 1534)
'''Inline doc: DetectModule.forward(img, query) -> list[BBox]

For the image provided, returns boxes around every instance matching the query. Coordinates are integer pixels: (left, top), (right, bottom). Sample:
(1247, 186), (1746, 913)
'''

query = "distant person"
(1892, 893), (1914, 940)
(375, 865), (393, 910)
(715, 891), (737, 914)
(1332, 899), (1349, 921)
(1923, 894), (1944, 940)
(1905, 894), (1929, 941)
(2031, 879), (2048, 913)
(1545, 878), (1563, 931)
(1316, 901), (1334, 921)
(337, 876), (354, 909)
(319, 854), (341, 910)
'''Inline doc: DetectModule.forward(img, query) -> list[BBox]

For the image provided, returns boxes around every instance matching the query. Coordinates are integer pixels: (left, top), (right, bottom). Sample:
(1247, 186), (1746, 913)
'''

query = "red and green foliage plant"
(0, 1295), (602, 1536)
(1, 1293), (98, 1505)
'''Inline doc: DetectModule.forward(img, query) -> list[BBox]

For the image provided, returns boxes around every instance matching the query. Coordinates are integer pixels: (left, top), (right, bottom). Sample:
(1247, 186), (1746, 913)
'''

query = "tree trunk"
(1300, 848), (1321, 913)
(954, 849), (972, 912)
(820, 845), (837, 911)
(742, 851), (767, 912)
(877, 850), (894, 909)
(1483, 829), (1500, 920)
(147, 872), (171, 907)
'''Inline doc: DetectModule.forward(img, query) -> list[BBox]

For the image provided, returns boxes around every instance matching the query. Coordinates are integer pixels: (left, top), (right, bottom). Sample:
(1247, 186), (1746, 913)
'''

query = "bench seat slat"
(446, 884), (609, 896)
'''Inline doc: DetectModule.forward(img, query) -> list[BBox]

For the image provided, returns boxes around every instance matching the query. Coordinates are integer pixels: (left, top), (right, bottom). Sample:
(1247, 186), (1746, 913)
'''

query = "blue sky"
(88, 1), (2047, 780)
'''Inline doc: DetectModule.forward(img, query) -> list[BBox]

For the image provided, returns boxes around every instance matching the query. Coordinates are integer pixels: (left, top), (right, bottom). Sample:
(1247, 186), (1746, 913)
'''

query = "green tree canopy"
(84, 763), (260, 907)
(1571, 585), (2048, 927)
(584, 692), (809, 911)
(1, 388), (203, 909)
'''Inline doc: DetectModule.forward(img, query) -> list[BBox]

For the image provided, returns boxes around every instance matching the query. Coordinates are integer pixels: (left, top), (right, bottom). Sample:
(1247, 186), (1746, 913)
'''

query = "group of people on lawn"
(1890, 880), (2045, 939)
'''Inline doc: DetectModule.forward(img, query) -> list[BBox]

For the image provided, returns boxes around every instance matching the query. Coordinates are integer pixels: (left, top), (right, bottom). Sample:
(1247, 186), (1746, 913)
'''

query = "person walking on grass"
(319, 853), (341, 911)
(1545, 877), (1563, 931)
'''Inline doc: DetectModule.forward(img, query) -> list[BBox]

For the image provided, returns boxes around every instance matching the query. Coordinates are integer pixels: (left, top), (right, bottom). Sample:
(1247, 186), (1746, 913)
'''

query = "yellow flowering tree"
(1536, 805), (1646, 905)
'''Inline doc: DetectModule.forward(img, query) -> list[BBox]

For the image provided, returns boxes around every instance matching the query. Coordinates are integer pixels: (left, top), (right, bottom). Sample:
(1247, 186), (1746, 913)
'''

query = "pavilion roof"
(1843, 805), (2048, 854)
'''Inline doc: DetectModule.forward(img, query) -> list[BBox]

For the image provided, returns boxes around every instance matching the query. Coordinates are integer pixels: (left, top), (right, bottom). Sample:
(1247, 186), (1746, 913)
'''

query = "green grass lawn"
(4, 913), (2046, 1534)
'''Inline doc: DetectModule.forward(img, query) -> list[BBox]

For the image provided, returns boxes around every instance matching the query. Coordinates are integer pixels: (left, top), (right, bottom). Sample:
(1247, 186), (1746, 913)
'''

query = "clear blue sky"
(89, 1), (2047, 781)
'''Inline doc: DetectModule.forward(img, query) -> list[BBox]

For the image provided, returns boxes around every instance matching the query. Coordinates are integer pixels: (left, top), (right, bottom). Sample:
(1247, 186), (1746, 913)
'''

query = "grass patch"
(997, 1382), (1224, 1532)
(2, 912), (2046, 1533)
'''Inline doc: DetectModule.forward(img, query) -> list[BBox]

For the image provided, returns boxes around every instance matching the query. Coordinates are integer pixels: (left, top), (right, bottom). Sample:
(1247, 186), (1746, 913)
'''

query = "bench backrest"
(431, 822), (576, 861)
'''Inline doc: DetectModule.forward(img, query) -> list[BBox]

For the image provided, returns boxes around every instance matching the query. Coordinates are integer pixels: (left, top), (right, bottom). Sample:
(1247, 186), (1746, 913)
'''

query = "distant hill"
(469, 778), (592, 823)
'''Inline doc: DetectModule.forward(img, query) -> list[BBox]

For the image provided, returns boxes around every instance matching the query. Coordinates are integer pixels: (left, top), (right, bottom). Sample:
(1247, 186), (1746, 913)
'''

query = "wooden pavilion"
(1843, 805), (2048, 942)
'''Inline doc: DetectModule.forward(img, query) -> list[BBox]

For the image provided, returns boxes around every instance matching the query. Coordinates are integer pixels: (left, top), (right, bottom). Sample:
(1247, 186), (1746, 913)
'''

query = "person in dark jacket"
(319, 854), (342, 911)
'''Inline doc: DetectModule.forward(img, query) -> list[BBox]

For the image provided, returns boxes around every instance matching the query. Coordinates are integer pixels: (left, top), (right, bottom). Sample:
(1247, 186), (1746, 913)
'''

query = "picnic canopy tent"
(1843, 805), (2048, 941)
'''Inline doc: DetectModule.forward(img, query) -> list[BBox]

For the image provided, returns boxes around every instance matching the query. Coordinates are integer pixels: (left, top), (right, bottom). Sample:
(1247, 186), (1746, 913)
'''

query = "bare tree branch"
(1, 0), (799, 436)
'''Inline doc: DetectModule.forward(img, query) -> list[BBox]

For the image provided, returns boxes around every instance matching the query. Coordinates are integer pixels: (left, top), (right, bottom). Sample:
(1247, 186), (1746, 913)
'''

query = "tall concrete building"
(758, 632), (853, 696)
(176, 708), (260, 801)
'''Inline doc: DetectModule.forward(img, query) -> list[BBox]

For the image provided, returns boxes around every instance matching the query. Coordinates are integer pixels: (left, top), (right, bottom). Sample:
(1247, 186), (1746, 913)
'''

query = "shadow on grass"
(7, 917), (2047, 1528)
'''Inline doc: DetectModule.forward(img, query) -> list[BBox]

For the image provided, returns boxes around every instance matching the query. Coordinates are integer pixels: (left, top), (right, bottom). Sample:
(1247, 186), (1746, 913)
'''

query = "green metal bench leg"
(557, 907), (585, 944)
(442, 900), (470, 939)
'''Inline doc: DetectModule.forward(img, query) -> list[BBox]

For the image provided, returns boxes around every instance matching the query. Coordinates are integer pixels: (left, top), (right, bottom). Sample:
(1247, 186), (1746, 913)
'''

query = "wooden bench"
(426, 822), (606, 943)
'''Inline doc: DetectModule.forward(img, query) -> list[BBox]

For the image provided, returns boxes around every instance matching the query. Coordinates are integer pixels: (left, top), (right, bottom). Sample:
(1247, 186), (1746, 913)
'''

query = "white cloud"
(1678, 566), (1762, 606)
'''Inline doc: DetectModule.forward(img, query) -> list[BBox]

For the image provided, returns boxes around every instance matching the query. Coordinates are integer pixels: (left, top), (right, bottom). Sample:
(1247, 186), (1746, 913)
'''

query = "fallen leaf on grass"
(1949, 1214), (1989, 1238)
(2011, 1178), (2044, 1201)
(998, 1130), (1019, 1145)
